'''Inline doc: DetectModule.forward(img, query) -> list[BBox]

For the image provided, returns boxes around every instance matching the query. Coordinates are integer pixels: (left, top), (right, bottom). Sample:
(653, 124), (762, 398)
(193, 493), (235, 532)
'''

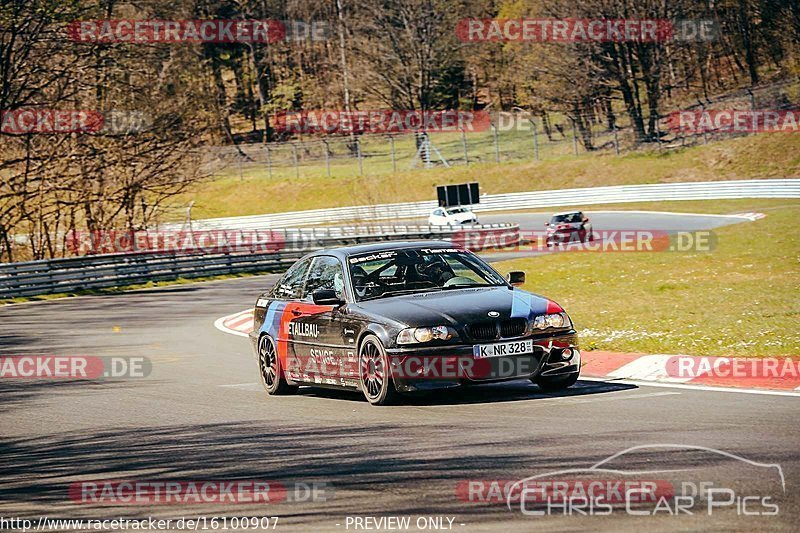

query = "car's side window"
(303, 256), (345, 300)
(272, 258), (311, 299)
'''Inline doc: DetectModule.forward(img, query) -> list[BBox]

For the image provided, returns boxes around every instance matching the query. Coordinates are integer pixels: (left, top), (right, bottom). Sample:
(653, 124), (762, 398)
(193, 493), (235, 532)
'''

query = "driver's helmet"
(416, 257), (454, 285)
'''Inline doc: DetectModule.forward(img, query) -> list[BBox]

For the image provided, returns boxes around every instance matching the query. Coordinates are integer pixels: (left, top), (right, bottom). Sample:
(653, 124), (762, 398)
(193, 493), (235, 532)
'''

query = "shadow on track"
(0, 416), (678, 526)
(294, 379), (637, 406)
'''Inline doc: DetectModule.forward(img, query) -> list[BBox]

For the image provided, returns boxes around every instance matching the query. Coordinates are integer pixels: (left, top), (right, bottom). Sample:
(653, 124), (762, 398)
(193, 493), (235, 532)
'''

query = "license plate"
(473, 339), (534, 359)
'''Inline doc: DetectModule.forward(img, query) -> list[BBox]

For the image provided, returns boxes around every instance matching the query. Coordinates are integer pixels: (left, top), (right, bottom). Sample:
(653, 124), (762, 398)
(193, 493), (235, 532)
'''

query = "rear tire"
(258, 335), (297, 396)
(533, 372), (579, 392)
(358, 335), (398, 406)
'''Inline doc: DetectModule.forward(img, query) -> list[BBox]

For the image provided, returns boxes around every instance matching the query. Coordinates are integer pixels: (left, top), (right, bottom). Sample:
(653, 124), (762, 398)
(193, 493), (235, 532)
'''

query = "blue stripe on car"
(260, 301), (286, 337)
(510, 290), (532, 318)
(510, 290), (550, 319)
(526, 296), (549, 318)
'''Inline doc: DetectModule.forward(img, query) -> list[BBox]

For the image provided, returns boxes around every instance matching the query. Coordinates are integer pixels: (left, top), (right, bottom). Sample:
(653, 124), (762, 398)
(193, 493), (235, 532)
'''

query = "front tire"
(533, 372), (579, 392)
(358, 335), (398, 405)
(258, 335), (297, 395)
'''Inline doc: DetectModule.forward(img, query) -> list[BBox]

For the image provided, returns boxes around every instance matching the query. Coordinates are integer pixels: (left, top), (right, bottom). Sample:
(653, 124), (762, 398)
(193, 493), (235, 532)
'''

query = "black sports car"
(250, 241), (580, 405)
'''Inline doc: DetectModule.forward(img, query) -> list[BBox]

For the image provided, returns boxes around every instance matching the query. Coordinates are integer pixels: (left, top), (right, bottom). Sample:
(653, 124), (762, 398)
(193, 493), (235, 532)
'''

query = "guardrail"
(0, 224), (519, 299)
(184, 179), (800, 230)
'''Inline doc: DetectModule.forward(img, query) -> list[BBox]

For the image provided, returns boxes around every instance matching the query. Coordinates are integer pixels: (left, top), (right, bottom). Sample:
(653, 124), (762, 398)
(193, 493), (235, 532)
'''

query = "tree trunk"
(738, 0), (759, 85)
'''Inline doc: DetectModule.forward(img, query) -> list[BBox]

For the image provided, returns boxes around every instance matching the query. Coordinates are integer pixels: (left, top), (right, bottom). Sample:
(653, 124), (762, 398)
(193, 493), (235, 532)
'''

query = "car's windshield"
(551, 212), (582, 223)
(348, 248), (505, 301)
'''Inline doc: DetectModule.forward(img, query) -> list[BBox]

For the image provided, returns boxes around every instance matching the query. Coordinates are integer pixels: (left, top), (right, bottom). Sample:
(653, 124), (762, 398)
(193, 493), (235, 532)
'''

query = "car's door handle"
(291, 309), (303, 316)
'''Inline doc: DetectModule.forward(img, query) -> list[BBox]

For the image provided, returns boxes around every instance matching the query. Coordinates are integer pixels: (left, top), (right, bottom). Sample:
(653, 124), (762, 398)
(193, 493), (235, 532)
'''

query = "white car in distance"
(427, 206), (479, 226)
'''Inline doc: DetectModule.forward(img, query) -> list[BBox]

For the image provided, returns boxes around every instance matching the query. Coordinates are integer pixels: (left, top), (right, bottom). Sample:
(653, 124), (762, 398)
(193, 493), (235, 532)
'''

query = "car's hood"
(355, 286), (563, 326)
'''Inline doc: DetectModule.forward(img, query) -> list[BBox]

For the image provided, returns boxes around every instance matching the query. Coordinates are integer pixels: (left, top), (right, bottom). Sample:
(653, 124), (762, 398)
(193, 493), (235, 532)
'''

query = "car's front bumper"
(385, 330), (579, 392)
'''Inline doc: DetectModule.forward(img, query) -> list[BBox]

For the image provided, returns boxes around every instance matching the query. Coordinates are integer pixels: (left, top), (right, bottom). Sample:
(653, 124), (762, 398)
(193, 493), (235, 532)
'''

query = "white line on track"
(219, 382), (260, 389)
(582, 376), (800, 398)
(535, 391), (680, 405)
(583, 210), (760, 220)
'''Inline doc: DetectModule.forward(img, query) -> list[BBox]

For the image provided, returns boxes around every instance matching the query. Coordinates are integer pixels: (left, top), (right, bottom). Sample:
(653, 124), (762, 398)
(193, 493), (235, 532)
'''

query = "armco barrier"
(0, 224), (519, 299)
(182, 179), (800, 230)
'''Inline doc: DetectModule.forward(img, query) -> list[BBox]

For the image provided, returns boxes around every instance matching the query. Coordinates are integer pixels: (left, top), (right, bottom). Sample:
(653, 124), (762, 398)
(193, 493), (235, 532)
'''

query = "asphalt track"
(1, 210), (797, 532)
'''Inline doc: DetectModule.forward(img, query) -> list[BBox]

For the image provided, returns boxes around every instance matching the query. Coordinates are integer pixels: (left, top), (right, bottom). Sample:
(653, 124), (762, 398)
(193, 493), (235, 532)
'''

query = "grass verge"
(182, 134), (800, 219)
(495, 202), (800, 357)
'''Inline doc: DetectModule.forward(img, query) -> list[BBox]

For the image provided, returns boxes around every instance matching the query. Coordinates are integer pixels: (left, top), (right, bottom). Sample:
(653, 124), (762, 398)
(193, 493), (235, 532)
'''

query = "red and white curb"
(214, 309), (254, 338)
(732, 211), (767, 221)
(215, 309), (798, 397)
(582, 351), (800, 397)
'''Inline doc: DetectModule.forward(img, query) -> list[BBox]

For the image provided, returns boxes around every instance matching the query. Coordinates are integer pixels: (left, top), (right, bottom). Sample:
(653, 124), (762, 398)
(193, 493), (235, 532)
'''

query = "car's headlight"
(397, 326), (455, 344)
(532, 312), (571, 330)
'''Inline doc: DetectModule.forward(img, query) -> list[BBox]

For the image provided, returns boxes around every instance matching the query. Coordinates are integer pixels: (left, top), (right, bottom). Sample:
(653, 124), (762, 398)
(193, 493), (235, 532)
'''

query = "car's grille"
(468, 322), (498, 341)
(468, 318), (528, 341)
(500, 318), (527, 338)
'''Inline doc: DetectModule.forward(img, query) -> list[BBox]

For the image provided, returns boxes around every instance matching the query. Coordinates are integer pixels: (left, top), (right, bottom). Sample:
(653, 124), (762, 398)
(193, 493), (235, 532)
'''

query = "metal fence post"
(265, 145), (272, 178)
(356, 137), (363, 175)
(571, 118), (578, 155)
(530, 118), (539, 160)
(656, 118), (662, 152)
(701, 104), (709, 144)
(389, 135), (397, 172)
(461, 127), (469, 165)
(491, 123), (500, 163)
(322, 139), (331, 178)
(291, 143), (299, 179)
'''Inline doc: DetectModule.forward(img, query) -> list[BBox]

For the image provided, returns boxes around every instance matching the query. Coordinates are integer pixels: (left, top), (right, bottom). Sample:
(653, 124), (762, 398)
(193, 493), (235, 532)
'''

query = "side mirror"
(544, 222), (550, 226)
(312, 289), (345, 306)
(507, 271), (525, 287)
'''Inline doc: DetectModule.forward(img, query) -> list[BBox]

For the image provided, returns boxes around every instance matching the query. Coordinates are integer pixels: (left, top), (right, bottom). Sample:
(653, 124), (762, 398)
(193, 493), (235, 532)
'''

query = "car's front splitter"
(386, 332), (579, 392)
